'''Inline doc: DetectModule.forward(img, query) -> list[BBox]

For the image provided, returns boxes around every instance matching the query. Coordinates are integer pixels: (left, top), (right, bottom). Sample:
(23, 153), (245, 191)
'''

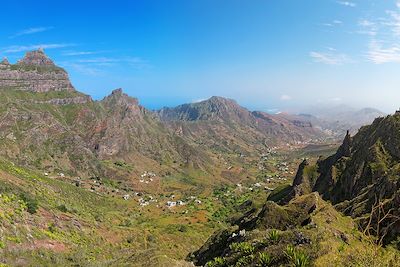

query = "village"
(39, 147), (298, 225)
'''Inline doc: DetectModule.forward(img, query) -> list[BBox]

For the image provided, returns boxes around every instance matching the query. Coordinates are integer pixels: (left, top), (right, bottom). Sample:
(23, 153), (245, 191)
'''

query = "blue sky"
(1, 0), (400, 112)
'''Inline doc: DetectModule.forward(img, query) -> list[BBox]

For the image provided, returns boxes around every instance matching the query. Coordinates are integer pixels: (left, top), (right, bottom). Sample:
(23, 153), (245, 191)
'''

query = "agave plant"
(257, 252), (273, 267)
(268, 229), (280, 243)
(285, 245), (310, 267)
(206, 256), (226, 267)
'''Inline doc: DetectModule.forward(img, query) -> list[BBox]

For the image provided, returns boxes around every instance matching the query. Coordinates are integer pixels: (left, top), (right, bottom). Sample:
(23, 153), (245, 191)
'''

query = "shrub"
(235, 255), (254, 267)
(285, 245), (296, 260)
(258, 252), (272, 266)
(207, 257), (226, 267)
(292, 251), (310, 267)
(48, 222), (57, 233)
(268, 229), (280, 243)
(285, 245), (310, 267)
(57, 204), (68, 213)
(230, 242), (255, 254)
(19, 194), (38, 214)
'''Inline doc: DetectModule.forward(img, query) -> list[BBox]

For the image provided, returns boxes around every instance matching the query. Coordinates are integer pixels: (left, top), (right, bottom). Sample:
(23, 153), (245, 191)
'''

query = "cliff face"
(0, 50), (209, 179)
(0, 49), (75, 92)
(282, 114), (400, 245)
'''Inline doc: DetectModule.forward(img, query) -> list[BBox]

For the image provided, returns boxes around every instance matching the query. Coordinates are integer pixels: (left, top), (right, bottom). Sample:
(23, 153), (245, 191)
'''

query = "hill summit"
(0, 49), (75, 92)
(17, 48), (56, 66)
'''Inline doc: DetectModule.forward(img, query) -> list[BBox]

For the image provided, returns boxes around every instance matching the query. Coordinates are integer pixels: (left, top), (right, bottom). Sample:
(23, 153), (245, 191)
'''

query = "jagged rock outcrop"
(189, 193), (380, 267)
(0, 57), (10, 65)
(17, 49), (55, 66)
(276, 159), (317, 204)
(0, 51), (211, 179)
(283, 113), (400, 245)
(0, 49), (75, 92)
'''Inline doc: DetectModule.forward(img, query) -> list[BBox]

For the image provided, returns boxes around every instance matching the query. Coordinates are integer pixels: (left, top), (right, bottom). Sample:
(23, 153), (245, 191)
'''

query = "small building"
(167, 201), (177, 207)
(177, 200), (185, 206)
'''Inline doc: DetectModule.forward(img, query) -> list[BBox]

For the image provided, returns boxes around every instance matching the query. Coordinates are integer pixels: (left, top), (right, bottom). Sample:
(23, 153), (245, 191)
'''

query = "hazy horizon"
(1, 0), (400, 113)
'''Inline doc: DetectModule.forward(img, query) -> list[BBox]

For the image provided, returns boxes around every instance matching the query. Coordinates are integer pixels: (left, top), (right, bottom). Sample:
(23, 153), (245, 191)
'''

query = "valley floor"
(0, 144), (333, 266)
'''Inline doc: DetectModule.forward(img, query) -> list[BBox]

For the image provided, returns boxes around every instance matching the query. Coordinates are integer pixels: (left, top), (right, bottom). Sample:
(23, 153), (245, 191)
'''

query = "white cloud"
(59, 62), (103, 76)
(359, 19), (375, 27)
(367, 40), (400, 63)
(62, 51), (99, 56)
(74, 56), (150, 69)
(322, 20), (343, 27)
(192, 98), (207, 103)
(310, 51), (351, 65)
(386, 10), (400, 36)
(280, 94), (292, 101)
(9, 26), (54, 38)
(337, 1), (356, 7)
(363, 2), (400, 63)
(1, 43), (74, 53)
(358, 19), (377, 36)
(60, 56), (151, 75)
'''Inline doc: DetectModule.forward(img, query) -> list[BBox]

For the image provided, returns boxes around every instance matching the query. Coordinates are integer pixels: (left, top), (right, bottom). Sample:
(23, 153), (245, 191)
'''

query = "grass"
(268, 229), (280, 243)
(0, 157), (258, 266)
(285, 245), (310, 267)
(258, 252), (272, 266)
(229, 242), (255, 255)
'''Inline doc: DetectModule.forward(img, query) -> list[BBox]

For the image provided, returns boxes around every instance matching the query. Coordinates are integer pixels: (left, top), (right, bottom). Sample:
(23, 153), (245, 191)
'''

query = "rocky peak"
(111, 88), (124, 96)
(0, 49), (76, 92)
(102, 88), (140, 110)
(204, 96), (243, 112)
(207, 96), (236, 105)
(0, 57), (10, 65)
(292, 159), (310, 187)
(17, 49), (55, 66)
(336, 130), (352, 158)
(158, 96), (252, 122)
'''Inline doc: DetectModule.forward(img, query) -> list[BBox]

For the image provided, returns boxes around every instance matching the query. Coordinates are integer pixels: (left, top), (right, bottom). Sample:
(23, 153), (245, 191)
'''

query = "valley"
(0, 49), (397, 267)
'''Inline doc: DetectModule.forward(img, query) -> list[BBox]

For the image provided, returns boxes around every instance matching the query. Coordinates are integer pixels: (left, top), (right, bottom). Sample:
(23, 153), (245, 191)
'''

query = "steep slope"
(0, 50), (210, 182)
(189, 193), (399, 266)
(158, 97), (325, 155)
(278, 113), (400, 246)
(0, 159), (202, 267)
(0, 49), (76, 93)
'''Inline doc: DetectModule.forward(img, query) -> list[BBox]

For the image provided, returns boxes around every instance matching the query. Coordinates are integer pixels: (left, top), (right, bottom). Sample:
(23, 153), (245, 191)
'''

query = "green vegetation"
(267, 184), (291, 202)
(207, 257), (226, 267)
(19, 193), (38, 214)
(229, 242), (255, 254)
(268, 229), (280, 243)
(257, 252), (272, 267)
(285, 245), (310, 267)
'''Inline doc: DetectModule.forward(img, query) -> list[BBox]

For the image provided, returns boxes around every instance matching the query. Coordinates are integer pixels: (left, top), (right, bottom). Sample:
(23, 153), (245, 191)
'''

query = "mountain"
(275, 112), (400, 246)
(0, 49), (327, 188)
(158, 97), (326, 156)
(0, 49), (76, 93)
(299, 105), (386, 137)
(189, 113), (400, 266)
(0, 50), (211, 182)
(158, 96), (252, 123)
(0, 49), (398, 266)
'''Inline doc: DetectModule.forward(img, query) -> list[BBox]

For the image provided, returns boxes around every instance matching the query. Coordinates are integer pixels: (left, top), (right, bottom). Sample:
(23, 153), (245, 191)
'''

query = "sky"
(1, 0), (400, 113)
